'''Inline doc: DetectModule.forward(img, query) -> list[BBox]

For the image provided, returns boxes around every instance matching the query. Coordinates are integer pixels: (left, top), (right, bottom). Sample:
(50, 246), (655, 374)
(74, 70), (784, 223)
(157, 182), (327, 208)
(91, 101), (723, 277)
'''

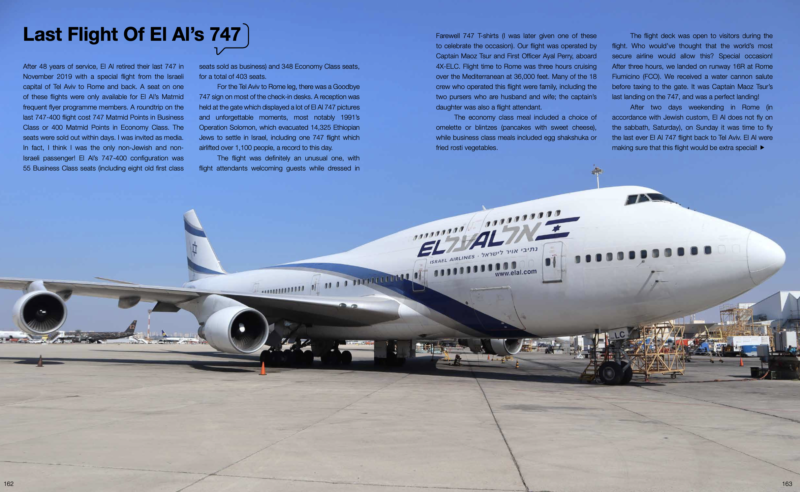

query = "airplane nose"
(747, 231), (786, 286)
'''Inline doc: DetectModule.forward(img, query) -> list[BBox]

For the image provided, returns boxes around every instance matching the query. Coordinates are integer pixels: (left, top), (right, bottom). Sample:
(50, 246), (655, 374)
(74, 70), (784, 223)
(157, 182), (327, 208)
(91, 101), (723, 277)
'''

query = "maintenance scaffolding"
(580, 321), (686, 384)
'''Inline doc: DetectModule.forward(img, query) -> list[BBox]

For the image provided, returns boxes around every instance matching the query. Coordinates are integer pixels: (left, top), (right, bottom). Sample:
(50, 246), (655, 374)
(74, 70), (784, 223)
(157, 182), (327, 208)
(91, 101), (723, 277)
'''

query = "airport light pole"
(147, 309), (152, 340)
(592, 166), (603, 189)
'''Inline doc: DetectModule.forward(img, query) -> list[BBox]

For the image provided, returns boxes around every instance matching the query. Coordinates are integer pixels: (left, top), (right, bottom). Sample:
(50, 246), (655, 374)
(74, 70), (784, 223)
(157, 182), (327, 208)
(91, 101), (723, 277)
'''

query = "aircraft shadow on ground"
(0, 352), (605, 384)
(0, 347), (679, 384)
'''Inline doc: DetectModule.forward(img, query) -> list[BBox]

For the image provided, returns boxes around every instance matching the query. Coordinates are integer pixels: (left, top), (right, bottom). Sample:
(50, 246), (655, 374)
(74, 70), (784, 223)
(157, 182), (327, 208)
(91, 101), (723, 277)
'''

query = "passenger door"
(542, 241), (564, 283)
(311, 274), (321, 295)
(413, 259), (427, 292)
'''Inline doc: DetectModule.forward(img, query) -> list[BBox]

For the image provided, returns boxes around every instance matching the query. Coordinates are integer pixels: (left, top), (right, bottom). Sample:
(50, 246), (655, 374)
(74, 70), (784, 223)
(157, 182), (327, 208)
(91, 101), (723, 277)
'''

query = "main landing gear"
(260, 341), (352, 368)
(373, 340), (411, 367)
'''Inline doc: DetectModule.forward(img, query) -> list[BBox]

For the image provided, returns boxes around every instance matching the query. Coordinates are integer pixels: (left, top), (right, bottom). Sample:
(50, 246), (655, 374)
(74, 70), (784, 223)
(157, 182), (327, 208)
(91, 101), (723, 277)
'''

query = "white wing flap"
(0, 278), (399, 327)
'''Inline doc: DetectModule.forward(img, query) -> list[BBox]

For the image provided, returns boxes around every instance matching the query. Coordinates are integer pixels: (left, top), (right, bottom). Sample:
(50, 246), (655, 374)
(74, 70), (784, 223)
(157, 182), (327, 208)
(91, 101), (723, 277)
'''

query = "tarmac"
(0, 343), (798, 492)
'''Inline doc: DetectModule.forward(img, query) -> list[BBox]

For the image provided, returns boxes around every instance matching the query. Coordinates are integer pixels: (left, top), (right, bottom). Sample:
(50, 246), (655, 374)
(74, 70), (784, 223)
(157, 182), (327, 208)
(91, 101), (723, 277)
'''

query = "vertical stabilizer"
(184, 210), (226, 281)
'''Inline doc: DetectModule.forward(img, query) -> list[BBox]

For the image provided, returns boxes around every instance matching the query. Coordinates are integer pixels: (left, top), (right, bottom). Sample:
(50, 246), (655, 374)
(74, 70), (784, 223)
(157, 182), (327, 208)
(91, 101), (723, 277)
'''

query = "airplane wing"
(0, 278), (400, 327)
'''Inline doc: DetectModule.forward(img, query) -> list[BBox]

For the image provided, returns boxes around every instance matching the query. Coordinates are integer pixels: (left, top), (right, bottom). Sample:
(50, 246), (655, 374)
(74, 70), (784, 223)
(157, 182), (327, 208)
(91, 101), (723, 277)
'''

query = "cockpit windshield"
(625, 193), (676, 205)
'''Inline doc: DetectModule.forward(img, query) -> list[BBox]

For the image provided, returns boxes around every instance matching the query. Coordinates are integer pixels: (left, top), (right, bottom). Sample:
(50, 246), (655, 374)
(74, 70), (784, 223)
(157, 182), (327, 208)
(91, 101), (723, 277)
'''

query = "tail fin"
(184, 209), (226, 281)
(125, 320), (137, 334)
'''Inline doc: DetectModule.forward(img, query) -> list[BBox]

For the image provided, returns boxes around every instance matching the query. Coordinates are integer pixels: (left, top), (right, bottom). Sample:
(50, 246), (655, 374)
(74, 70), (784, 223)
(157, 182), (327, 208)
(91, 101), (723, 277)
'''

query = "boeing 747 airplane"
(0, 186), (785, 384)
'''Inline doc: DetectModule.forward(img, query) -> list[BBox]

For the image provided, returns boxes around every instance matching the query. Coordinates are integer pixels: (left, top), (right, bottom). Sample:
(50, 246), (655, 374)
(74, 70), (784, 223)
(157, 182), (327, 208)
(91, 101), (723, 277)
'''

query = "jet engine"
(460, 339), (523, 356)
(198, 306), (269, 354)
(13, 290), (68, 336)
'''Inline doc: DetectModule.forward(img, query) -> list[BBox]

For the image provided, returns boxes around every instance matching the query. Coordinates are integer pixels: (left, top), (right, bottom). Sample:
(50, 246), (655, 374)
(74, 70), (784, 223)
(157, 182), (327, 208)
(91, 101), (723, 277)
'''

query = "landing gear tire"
(303, 350), (314, 366)
(260, 350), (269, 365)
(374, 358), (385, 366)
(620, 362), (633, 385)
(330, 350), (341, 365)
(340, 350), (352, 365)
(292, 350), (303, 365)
(389, 357), (406, 367)
(599, 361), (623, 385)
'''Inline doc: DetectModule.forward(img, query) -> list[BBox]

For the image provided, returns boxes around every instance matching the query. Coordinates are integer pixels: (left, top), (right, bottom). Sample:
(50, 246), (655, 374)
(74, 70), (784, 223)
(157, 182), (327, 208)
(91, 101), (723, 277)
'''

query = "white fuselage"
(185, 186), (785, 342)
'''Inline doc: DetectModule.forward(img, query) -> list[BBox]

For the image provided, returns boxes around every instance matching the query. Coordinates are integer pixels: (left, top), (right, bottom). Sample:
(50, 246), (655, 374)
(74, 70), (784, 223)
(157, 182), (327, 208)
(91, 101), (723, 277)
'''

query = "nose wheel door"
(543, 241), (564, 283)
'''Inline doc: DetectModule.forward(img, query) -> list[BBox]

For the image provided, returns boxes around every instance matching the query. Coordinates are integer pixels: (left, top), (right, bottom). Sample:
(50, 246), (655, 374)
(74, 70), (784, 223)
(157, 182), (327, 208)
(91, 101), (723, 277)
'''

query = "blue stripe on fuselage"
(265, 262), (533, 338)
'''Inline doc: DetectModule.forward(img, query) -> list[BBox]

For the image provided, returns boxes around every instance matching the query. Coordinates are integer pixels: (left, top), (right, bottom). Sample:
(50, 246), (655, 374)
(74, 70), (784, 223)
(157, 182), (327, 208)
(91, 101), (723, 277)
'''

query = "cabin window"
(486, 222), (490, 227)
(503, 262), (508, 270)
(607, 253), (613, 261)
(556, 210), (561, 216)
(545, 258), (551, 266)
(596, 253), (602, 262)
(652, 249), (659, 258)
(523, 215), (528, 220)
(488, 264), (493, 271)
(704, 246), (712, 255)
(460, 267), (464, 274)
(586, 254), (591, 263)
(512, 261), (517, 269)
(547, 211), (552, 217)
(414, 272), (418, 279)
(691, 246), (698, 256)
(447, 269), (451, 275)
(617, 252), (624, 260)
(466, 266), (471, 273)
(460, 226), (464, 231)
(538, 212), (544, 218)
(515, 216), (520, 222)
(336, 282), (339, 287)
(641, 250), (647, 259)
(575, 256), (581, 264)
(629, 251), (635, 260)
(493, 220), (498, 226)
(496, 263), (501, 271)
(481, 265), (486, 272)
(434, 270), (438, 277)
(453, 268), (457, 276)
(678, 247), (685, 257)
(665, 248), (672, 257)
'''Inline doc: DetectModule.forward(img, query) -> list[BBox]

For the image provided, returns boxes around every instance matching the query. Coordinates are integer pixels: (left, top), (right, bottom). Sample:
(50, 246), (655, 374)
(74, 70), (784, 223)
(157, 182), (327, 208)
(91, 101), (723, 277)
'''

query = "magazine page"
(0, 1), (797, 490)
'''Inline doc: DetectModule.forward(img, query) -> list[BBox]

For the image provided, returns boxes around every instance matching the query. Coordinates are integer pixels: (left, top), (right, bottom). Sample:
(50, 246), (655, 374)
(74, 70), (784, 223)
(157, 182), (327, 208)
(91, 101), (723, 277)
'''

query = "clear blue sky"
(0, 0), (797, 333)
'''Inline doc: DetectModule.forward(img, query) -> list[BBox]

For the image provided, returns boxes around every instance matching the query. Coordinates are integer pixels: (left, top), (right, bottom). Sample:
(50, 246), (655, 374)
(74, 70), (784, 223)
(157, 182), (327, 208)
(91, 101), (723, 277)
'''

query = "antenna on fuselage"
(482, 205), (486, 210)
(591, 165), (603, 189)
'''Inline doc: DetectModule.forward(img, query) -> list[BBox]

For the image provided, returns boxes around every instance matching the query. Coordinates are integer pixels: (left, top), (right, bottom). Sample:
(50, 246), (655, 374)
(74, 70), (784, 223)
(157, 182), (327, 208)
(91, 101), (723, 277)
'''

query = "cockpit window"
(625, 193), (677, 206)
(647, 193), (676, 203)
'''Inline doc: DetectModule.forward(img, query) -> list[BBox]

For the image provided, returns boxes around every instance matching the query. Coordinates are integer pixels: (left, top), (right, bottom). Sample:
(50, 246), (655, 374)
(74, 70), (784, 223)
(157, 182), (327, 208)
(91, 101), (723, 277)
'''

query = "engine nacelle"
(460, 338), (523, 356)
(199, 306), (269, 354)
(13, 291), (68, 336)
